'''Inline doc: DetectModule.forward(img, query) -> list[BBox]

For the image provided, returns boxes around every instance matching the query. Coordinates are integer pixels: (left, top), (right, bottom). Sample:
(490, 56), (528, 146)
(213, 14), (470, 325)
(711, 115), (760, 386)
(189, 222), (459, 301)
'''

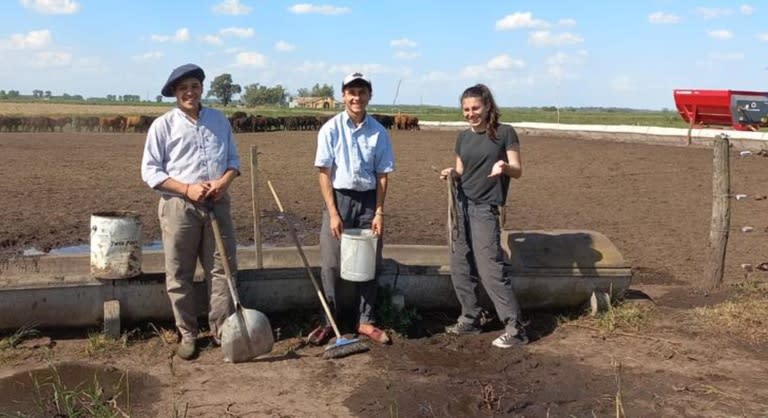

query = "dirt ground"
(1, 129), (768, 417)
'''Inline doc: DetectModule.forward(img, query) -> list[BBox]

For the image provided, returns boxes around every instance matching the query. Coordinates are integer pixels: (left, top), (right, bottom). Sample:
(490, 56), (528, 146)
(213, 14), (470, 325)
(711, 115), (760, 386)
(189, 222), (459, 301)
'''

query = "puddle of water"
(0, 362), (159, 415)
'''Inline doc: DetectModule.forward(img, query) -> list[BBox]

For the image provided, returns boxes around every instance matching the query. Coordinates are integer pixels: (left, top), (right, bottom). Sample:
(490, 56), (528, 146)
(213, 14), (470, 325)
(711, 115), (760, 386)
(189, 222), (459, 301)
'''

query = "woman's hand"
(488, 160), (507, 178)
(440, 167), (455, 180)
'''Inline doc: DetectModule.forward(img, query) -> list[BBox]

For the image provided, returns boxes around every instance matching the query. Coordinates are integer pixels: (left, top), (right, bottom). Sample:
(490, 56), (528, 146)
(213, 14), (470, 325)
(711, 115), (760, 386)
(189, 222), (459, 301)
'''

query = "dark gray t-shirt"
(455, 124), (519, 206)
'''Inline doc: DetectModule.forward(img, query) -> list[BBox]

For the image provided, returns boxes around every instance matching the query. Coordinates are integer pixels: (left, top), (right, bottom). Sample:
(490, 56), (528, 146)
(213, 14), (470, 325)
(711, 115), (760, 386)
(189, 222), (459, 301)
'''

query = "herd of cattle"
(0, 112), (420, 133)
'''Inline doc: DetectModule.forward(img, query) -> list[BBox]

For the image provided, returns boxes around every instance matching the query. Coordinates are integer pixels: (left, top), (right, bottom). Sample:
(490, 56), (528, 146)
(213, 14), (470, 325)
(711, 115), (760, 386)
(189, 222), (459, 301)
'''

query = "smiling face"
(173, 77), (203, 117)
(462, 96), (487, 131)
(343, 84), (371, 121)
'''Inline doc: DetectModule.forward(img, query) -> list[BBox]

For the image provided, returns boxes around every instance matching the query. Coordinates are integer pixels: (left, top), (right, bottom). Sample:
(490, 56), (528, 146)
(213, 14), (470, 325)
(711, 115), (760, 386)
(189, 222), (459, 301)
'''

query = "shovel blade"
(221, 308), (274, 363)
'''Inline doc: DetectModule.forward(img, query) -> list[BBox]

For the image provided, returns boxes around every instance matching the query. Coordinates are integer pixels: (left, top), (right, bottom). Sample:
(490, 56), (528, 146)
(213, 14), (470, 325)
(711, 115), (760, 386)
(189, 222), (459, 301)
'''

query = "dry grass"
(692, 290), (768, 344)
(0, 102), (171, 116)
(587, 302), (654, 334)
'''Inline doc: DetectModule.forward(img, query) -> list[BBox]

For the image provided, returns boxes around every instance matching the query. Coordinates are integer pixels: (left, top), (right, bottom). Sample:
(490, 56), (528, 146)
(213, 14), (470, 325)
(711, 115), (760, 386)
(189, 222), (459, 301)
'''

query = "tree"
(44, 91), (51, 99)
(241, 83), (288, 107)
(311, 83), (334, 98)
(207, 73), (241, 107)
(0, 90), (6, 99)
(32, 89), (43, 98)
(156, 95), (163, 103)
(7, 90), (20, 99)
(297, 83), (334, 98)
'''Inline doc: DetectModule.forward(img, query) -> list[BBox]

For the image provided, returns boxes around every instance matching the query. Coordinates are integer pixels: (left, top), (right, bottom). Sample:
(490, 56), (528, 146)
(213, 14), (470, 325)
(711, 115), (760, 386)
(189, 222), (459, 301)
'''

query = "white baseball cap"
(341, 72), (372, 90)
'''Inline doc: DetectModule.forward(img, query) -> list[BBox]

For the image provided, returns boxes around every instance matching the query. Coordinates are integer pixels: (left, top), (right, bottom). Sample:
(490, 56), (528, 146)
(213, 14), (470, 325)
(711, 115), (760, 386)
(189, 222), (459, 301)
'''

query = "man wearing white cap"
(141, 63), (241, 360)
(311, 72), (395, 345)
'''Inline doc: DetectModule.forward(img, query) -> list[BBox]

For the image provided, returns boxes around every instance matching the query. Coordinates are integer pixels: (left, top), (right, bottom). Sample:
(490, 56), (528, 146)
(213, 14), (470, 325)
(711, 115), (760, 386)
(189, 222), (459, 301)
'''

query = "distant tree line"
(1, 74), (335, 108)
(207, 73), (334, 107)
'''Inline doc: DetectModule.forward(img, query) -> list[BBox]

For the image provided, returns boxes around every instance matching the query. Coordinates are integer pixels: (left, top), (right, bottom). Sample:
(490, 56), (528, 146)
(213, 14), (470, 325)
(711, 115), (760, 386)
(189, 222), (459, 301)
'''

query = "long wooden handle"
(209, 209), (241, 308)
(266, 180), (342, 339)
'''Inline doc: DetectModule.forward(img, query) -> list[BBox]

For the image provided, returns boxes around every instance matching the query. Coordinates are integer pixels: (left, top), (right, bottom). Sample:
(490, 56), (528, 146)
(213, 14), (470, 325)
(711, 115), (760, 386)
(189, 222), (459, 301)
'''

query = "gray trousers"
(158, 194), (236, 342)
(320, 189), (383, 325)
(450, 194), (521, 333)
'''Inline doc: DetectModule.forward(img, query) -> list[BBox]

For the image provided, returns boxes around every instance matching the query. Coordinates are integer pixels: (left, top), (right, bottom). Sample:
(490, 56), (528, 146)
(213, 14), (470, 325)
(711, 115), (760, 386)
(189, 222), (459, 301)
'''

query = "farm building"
(289, 96), (335, 109)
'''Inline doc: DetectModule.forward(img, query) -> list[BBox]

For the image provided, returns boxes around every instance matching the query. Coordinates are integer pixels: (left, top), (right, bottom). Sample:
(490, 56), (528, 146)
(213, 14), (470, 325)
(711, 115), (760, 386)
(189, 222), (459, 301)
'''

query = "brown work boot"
(176, 339), (197, 360)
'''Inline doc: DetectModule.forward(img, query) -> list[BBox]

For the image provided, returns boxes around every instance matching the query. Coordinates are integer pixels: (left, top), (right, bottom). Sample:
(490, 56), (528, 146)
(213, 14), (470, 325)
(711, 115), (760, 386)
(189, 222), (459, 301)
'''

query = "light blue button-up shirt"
(314, 111), (395, 191)
(141, 107), (240, 195)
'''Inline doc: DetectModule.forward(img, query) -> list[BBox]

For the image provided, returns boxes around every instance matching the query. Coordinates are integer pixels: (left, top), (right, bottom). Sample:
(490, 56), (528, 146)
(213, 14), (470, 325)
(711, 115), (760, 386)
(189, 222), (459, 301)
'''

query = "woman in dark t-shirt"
(439, 83), (528, 349)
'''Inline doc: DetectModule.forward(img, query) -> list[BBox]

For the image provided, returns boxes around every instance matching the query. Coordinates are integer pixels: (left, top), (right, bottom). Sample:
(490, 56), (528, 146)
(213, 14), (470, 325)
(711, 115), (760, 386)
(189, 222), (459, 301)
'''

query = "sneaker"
(445, 321), (482, 335)
(491, 330), (529, 348)
(308, 325), (334, 346)
(176, 339), (197, 360)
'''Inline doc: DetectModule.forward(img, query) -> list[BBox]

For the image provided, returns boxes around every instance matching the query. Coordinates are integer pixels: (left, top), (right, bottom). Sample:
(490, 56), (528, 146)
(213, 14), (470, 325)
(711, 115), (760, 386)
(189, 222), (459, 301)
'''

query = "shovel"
(209, 208), (274, 363)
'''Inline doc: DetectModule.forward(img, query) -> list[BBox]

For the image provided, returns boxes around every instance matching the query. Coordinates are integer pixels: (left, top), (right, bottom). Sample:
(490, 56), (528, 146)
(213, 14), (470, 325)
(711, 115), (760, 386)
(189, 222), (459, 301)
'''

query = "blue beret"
(161, 64), (205, 97)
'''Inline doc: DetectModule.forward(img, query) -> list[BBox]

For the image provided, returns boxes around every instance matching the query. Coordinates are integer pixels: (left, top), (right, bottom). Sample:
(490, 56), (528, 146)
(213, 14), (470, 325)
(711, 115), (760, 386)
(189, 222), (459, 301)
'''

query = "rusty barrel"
(90, 211), (142, 279)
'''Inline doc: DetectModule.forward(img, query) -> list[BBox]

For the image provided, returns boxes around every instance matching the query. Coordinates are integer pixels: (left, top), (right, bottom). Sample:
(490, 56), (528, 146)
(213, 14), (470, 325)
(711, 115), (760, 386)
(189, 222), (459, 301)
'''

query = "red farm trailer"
(673, 89), (768, 131)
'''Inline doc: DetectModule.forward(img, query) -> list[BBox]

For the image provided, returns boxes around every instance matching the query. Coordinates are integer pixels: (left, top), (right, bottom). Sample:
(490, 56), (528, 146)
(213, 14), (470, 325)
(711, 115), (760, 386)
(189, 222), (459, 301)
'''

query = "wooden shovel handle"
(266, 180), (343, 339)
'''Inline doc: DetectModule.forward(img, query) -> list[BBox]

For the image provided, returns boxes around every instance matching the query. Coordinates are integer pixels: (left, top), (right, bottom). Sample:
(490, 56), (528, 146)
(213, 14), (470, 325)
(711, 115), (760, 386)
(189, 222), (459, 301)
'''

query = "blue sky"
(1, 0), (766, 109)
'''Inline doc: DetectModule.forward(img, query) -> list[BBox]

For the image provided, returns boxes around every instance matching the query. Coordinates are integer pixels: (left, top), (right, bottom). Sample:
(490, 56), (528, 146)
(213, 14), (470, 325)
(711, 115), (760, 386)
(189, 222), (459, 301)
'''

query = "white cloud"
(648, 12), (680, 24)
(558, 18), (577, 27)
(461, 65), (486, 78)
(740, 4), (755, 15)
(759, 32), (768, 41)
(421, 71), (452, 82)
(20, 0), (79, 14)
(547, 52), (569, 66)
(212, 0), (252, 15)
(495, 12), (550, 30)
(199, 35), (223, 45)
(220, 27), (254, 38)
(461, 54), (526, 78)
(33, 51), (72, 67)
(487, 54), (525, 70)
(288, 4), (351, 15)
(707, 29), (733, 40)
(390, 38), (418, 48)
(708, 52), (744, 61)
(1, 29), (52, 50)
(528, 31), (583, 47)
(224, 47), (243, 54)
(295, 61), (327, 73)
(235, 51), (267, 67)
(275, 41), (296, 52)
(151, 28), (189, 43)
(545, 51), (585, 81)
(132, 51), (164, 61)
(695, 7), (732, 19)
(610, 75), (637, 92)
(394, 51), (420, 60)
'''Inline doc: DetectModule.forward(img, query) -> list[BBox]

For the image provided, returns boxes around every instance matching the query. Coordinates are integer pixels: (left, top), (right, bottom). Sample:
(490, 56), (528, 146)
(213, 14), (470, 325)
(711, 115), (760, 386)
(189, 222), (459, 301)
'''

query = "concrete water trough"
(0, 229), (631, 332)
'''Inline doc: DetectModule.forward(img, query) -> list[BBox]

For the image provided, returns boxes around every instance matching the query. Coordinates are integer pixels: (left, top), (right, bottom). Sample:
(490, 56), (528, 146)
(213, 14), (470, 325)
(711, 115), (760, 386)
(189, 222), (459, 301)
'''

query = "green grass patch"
(376, 286), (421, 337)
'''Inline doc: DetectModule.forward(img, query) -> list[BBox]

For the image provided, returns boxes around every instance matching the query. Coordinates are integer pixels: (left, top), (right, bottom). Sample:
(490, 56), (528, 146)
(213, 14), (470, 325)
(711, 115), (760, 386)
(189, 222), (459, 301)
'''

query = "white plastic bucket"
(340, 228), (378, 282)
(90, 211), (142, 279)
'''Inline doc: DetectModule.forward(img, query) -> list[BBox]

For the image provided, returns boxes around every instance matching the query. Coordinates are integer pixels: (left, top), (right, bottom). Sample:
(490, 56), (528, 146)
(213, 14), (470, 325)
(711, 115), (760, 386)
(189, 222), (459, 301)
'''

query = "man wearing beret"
(141, 63), (241, 360)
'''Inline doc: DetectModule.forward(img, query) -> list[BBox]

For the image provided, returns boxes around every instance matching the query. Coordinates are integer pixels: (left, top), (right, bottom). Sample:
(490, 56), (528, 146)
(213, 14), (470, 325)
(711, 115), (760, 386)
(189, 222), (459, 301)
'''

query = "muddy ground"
(0, 129), (767, 417)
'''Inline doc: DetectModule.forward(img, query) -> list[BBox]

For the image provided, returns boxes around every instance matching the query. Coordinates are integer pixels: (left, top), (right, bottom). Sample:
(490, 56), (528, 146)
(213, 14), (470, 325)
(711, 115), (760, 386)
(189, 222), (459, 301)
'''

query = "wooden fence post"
(250, 145), (263, 269)
(706, 134), (730, 290)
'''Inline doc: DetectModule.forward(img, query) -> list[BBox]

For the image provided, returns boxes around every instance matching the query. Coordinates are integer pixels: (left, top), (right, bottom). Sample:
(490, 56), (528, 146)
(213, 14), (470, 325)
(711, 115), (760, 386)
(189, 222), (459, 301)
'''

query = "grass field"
(0, 100), (687, 127)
